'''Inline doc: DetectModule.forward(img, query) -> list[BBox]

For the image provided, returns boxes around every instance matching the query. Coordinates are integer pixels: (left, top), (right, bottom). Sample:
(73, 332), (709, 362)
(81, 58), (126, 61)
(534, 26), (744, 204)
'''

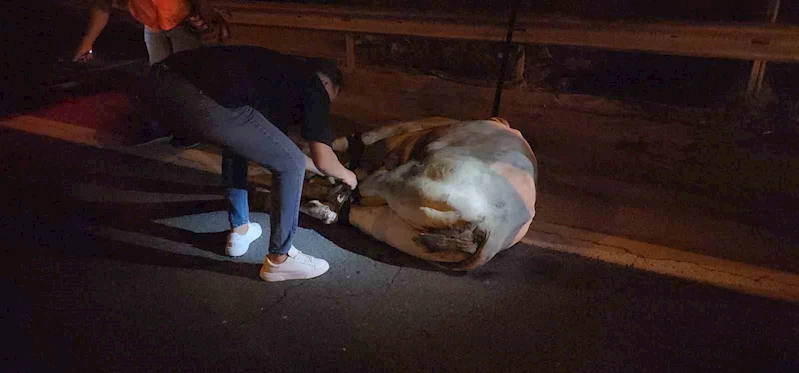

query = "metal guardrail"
(214, 1), (799, 62)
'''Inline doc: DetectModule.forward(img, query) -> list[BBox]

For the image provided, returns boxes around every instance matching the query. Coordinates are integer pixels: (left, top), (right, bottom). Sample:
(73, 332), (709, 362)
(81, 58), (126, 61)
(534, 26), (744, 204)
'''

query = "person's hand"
(341, 169), (358, 190)
(72, 44), (94, 63)
(187, 14), (209, 33)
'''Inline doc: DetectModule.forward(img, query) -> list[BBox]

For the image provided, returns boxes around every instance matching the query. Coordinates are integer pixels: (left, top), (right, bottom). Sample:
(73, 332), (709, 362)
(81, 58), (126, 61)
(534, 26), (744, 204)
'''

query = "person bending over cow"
(145, 45), (357, 282)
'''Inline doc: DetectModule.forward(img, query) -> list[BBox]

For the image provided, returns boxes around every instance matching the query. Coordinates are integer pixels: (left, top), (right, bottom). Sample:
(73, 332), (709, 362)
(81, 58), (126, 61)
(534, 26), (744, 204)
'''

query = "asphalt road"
(4, 3), (798, 371)
(3, 117), (798, 373)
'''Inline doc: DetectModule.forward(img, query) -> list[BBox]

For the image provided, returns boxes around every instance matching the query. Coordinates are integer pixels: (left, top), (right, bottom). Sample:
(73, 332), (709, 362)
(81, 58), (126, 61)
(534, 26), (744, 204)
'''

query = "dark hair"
(307, 58), (344, 90)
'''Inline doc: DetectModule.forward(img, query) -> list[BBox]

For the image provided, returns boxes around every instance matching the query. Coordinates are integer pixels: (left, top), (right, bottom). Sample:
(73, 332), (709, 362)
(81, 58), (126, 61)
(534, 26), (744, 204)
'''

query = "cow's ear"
(488, 117), (510, 127)
(346, 133), (366, 169)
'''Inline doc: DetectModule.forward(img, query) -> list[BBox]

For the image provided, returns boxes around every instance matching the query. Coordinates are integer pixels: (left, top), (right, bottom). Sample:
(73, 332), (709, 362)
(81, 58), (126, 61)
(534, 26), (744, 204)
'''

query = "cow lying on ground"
(298, 117), (538, 270)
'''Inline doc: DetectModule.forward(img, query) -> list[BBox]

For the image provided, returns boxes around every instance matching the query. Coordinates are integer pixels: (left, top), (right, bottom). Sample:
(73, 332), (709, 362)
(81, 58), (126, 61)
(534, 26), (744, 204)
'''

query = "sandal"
(74, 49), (94, 63)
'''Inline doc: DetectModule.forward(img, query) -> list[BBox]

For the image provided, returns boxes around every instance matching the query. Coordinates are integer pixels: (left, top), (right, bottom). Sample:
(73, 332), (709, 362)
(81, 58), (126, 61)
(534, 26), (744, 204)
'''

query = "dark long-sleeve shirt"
(161, 45), (334, 145)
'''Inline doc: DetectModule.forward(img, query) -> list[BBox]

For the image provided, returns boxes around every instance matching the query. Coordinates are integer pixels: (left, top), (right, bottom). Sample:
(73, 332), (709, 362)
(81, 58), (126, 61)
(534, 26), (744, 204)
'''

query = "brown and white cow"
(299, 117), (538, 270)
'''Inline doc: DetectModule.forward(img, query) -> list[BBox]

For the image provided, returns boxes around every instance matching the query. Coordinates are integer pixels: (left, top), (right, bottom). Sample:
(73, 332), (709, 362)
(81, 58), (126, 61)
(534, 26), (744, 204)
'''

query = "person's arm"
(304, 153), (324, 177)
(309, 141), (358, 189)
(299, 75), (357, 188)
(73, 0), (113, 61)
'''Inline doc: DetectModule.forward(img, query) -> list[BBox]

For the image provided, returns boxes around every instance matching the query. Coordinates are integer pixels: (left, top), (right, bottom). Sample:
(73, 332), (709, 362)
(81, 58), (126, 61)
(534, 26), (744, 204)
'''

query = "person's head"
(308, 58), (344, 102)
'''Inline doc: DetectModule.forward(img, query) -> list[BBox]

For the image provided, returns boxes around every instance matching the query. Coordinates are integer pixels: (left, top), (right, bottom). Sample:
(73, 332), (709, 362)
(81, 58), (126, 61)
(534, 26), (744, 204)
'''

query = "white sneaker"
(225, 222), (263, 257)
(260, 247), (330, 282)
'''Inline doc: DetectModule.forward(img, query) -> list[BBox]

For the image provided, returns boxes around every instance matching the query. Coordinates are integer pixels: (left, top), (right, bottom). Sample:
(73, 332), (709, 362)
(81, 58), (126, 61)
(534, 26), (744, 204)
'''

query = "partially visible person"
(145, 45), (357, 282)
(73, 0), (206, 65)
(73, 0), (226, 147)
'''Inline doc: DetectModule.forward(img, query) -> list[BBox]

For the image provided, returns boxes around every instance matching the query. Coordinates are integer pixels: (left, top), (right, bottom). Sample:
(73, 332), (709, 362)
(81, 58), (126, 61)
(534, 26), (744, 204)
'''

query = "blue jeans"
(144, 23), (201, 65)
(148, 64), (306, 255)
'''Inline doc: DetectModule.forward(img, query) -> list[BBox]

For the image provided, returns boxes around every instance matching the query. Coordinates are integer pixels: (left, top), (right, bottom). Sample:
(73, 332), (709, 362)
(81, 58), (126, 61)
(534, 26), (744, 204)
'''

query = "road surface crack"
(268, 282), (307, 309)
(235, 282), (308, 328)
(314, 267), (405, 300)
(389, 267), (403, 287)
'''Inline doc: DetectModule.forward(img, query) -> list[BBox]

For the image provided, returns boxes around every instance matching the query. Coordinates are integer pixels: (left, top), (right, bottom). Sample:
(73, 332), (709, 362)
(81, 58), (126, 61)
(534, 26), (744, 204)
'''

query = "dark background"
(2, 1), (797, 116)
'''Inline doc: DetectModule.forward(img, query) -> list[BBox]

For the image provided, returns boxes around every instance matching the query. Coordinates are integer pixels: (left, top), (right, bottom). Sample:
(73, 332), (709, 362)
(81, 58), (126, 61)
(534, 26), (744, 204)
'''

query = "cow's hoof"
(301, 200), (337, 224)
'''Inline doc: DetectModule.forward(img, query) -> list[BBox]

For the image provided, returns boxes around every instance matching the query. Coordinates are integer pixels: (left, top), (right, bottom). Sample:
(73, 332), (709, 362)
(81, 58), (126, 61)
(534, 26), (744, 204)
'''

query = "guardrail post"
(746, 0), (780, 99)
(514, 45), (525, 83)
(492, 0), (519, 117)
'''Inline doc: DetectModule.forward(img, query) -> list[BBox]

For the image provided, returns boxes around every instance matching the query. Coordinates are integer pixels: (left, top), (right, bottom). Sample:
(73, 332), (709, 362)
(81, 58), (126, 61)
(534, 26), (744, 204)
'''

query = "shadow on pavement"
(0, 173), (254, 273)
(2, 164), (455, 280)
(297, 213), (462, 275)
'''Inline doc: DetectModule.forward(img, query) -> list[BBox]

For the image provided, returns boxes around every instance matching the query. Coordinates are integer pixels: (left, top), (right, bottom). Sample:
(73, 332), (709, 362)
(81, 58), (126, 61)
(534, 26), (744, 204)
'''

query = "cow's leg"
(361, 117), (461, 146)
(330, 117), (461, 152)
(301, 177), (334, 201)
(299, 175), (356, 224)
(358, 195), (387, 206)
(300, 200), (337, 224)
(331, 136), (351, 152)
(299, 177), (333, 220)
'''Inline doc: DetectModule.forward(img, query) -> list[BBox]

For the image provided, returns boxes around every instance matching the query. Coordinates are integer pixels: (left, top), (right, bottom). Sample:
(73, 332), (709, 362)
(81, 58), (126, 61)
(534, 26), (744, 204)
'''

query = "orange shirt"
(126, 0), (192, 31)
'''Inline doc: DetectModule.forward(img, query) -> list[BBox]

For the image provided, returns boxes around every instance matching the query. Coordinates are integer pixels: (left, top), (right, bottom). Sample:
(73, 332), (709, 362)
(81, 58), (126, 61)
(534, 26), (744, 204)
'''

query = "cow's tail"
(416, 224), (493, 271)
(415, 223), (487, 255)
(450, 231), (494, 271)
